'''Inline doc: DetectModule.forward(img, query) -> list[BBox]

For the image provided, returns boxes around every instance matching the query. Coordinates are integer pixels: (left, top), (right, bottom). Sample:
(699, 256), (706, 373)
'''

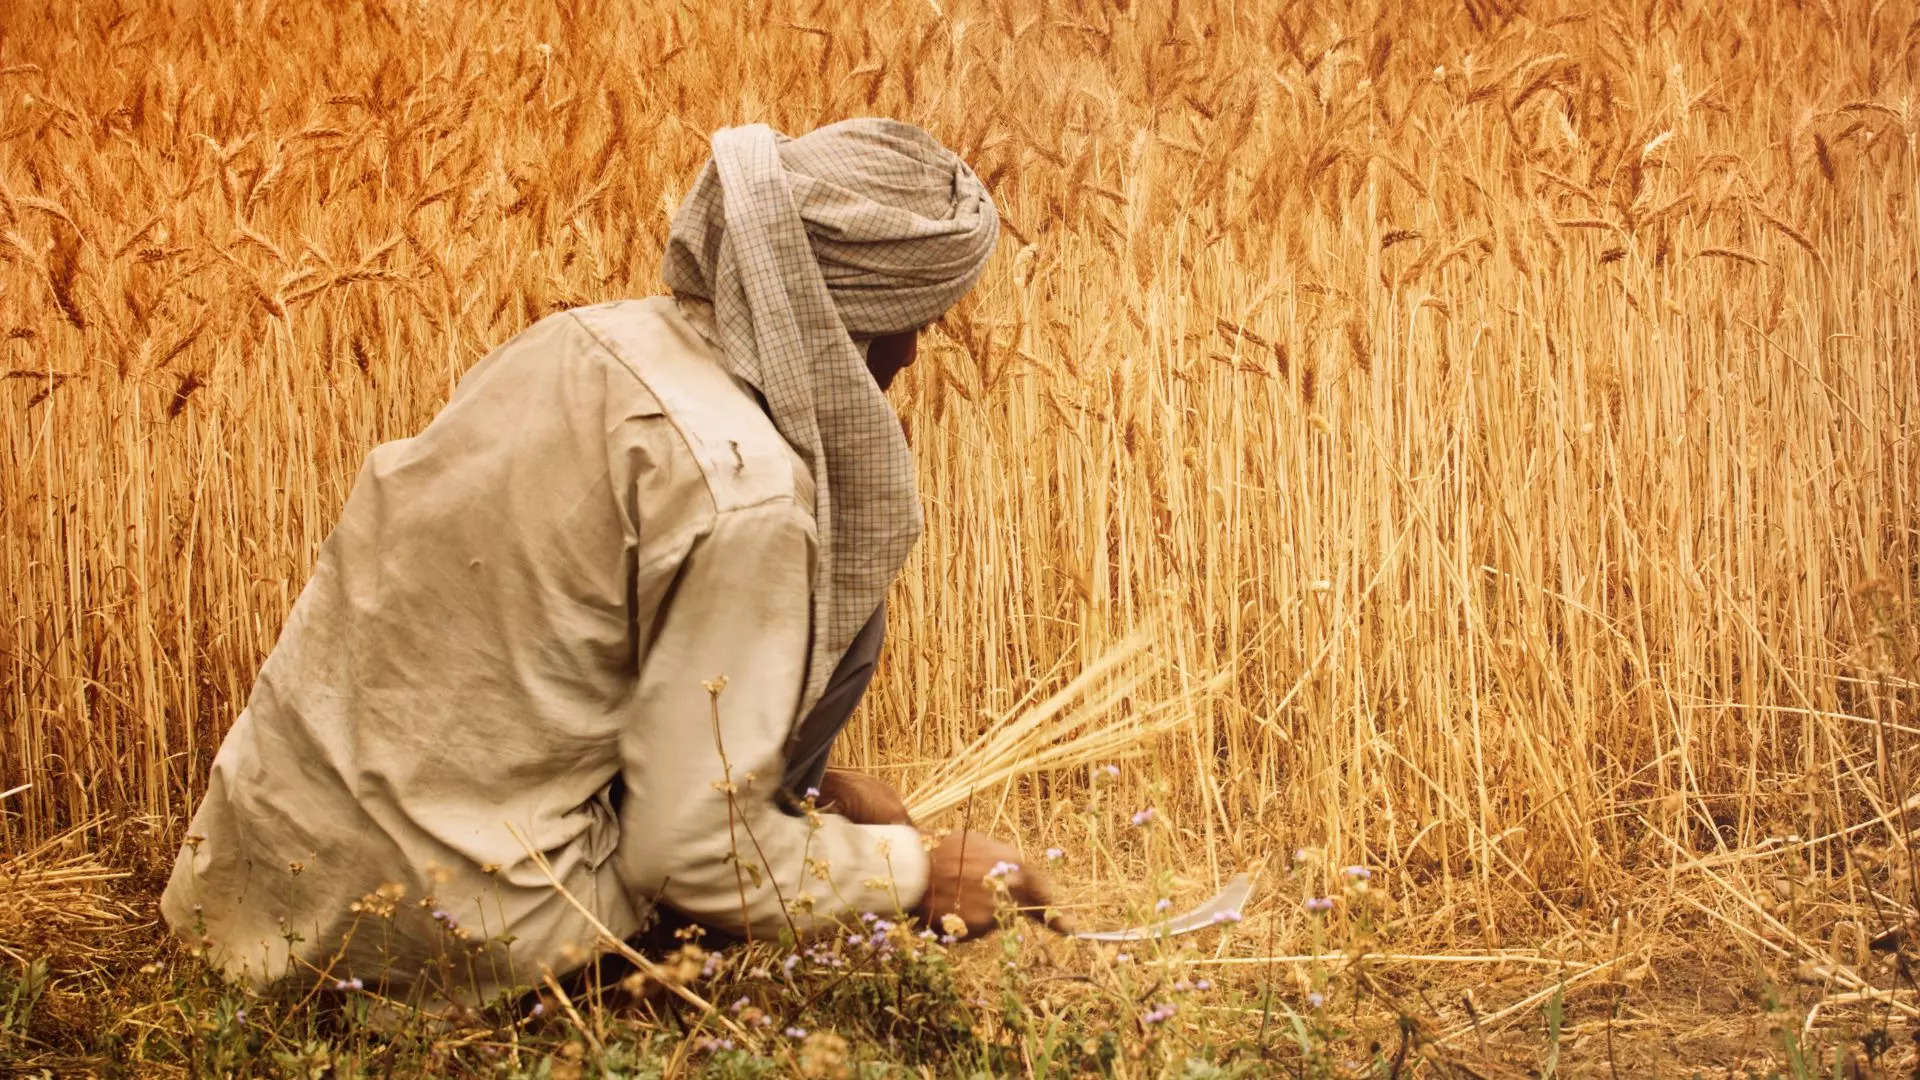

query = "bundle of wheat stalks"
(903, 634), (1227, 822)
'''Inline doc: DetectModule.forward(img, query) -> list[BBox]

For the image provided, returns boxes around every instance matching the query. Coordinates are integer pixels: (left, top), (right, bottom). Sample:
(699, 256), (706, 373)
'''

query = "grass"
(3, 0), (1920, 1073)
(5, 828), (1915, 1075)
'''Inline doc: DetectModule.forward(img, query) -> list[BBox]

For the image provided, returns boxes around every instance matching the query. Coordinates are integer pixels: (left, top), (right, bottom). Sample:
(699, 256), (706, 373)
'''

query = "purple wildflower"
(1130, 808), (1156, 827)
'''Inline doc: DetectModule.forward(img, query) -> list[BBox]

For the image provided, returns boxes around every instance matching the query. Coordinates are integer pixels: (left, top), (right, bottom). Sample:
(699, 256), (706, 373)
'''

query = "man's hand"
(814, 767), (914, 827)
(914, 830), (1072, 939)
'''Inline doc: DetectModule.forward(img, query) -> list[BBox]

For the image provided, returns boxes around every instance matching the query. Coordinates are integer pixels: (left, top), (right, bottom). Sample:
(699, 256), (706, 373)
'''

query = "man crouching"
(161, 118), (1060, 1007)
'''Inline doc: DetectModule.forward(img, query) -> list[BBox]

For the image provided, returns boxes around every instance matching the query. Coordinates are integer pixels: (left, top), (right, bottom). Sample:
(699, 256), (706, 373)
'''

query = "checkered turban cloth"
(663, 118), (999, 700)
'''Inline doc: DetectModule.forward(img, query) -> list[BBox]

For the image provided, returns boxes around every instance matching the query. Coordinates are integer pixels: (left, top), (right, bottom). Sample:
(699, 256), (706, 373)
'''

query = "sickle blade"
(1072, 873), (1254, 942)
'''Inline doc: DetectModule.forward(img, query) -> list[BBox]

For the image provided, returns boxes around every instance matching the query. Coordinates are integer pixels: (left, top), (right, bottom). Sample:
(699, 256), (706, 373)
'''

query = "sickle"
(1070, 873), (1255, 942)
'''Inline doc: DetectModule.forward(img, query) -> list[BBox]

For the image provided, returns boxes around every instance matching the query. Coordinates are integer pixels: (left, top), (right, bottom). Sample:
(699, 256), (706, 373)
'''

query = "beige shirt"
(161, 297), (928, 1003)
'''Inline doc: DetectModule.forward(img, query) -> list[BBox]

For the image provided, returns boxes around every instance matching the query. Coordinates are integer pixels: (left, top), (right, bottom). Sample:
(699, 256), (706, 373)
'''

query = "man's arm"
(611, 496), (929, 941)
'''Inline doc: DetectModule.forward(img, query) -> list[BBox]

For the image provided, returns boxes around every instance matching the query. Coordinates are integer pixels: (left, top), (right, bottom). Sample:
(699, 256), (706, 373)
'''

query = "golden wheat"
(2, 0), (1917, 1023)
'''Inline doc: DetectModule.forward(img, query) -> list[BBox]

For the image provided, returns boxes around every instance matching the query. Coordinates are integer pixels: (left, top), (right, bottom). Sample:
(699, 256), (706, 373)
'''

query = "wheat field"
(3, 0), (1918, 1067)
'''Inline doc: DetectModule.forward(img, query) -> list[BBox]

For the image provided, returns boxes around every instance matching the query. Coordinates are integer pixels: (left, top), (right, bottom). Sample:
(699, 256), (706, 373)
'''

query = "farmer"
(161, 118), (1061, 1005)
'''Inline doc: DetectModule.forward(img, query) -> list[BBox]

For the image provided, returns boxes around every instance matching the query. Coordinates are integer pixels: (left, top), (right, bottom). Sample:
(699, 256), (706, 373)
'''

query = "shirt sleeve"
(611, 495), (929, 941)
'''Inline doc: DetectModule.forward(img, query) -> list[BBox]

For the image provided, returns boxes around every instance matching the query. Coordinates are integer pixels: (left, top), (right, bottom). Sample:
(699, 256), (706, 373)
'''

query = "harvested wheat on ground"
(2, 0), (1917, 1075)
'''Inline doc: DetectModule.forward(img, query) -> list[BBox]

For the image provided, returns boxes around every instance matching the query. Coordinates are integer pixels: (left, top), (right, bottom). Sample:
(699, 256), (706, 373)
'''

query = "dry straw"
(903, 633), (1232, 821)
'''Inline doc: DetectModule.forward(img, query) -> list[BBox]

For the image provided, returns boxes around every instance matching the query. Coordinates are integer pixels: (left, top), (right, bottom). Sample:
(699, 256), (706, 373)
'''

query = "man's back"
(160, 298), (922, 1003)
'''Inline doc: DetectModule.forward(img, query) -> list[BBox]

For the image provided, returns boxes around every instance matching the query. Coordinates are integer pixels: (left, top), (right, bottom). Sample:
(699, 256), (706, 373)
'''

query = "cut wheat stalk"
(904, 633), (1237, 821)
